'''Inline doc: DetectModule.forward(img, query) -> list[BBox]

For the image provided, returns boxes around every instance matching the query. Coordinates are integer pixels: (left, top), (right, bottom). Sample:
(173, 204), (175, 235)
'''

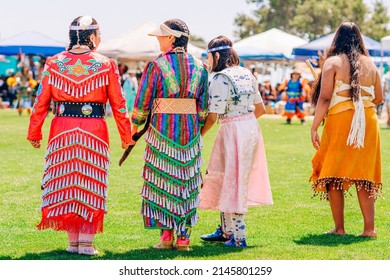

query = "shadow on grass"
(103, 242), (246, 260)
(294, 233), (376, 247)
(1, 242), (245, 260)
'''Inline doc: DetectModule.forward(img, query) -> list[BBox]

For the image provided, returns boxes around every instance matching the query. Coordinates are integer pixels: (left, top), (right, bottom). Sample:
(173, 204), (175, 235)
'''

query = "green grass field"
(0, 109), (389, 260)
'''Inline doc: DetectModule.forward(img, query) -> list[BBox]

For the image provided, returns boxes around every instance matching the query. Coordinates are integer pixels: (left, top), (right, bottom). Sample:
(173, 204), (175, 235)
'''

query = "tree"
(291, 0), (338, 40)
(363, 1), (390, 41)
(190, 35), (207, 49)
(234, 0), (389, 40)
(234, 12), (264, 38)
(233, 0), (301, 38)
(292, 0), (367, 40)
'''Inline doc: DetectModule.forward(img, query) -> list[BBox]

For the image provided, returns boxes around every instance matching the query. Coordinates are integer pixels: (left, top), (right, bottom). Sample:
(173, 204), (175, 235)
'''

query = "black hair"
(311, 22), (369, 105)
(164, 18), (190, 51)
(67, 16), (99, 51)
(207, 35), (239, 72)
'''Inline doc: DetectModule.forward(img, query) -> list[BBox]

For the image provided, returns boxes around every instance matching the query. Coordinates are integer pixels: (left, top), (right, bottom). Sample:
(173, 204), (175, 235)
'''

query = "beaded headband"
(69, 25), (99, 31)
(69, 16), (99, 31)
(207, 45), (231, 53)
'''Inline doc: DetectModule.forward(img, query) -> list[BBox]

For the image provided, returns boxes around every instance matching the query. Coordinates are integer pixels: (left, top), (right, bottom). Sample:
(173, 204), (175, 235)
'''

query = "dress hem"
(310, 176), (382, 201)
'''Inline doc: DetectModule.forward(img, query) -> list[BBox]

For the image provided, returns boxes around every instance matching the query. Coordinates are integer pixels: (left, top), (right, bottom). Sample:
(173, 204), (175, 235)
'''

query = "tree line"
(234, 0), (389, 41)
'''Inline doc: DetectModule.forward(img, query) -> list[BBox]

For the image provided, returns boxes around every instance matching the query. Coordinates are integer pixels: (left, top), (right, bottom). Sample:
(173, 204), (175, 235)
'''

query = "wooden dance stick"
(305, 59), (319, 79)
(119, 112), (151, 166)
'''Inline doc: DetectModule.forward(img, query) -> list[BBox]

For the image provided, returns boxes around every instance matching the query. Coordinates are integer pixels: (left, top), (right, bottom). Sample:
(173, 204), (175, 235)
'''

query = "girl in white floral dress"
(199, 35), (273, 248)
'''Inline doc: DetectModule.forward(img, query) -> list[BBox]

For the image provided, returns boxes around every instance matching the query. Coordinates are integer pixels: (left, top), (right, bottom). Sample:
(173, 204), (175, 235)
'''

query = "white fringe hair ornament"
(346, 89), (365, 149)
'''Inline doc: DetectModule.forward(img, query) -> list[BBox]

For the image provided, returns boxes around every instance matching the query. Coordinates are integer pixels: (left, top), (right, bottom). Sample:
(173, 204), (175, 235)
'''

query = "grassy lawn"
(0, 109), (389, 260)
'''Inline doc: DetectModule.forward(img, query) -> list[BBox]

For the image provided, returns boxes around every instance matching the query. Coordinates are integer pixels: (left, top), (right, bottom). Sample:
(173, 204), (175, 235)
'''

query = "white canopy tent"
(381, 35), (390, 50)
(233, 28), (308, 86)
(380, 35), (390, 74)
(98, 21), (205, 62)
(234, 28), (308, 59)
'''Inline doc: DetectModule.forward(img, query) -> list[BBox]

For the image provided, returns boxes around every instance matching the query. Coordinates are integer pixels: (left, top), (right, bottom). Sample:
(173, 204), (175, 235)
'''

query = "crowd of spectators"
(0, 54), (44, 114)
(251, 67), (315, 117)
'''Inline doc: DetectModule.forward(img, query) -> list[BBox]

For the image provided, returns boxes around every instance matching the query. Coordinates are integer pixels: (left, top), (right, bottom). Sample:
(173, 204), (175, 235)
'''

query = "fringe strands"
(48, 71), (110, 99)
(347, 93), (366, 149)
(140, 126), (203, 234)
(39, 127), (109, 230)
(311, 176), (382, 200)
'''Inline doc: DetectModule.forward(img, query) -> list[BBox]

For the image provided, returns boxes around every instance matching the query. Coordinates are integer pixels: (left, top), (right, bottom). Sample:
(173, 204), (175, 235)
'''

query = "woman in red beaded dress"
(27, 16), (132, 255)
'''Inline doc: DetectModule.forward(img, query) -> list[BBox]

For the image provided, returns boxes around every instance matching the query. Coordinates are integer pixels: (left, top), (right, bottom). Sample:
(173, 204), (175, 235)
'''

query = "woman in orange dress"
(310, 22), (383, 237)
(27, 16), (132, 255)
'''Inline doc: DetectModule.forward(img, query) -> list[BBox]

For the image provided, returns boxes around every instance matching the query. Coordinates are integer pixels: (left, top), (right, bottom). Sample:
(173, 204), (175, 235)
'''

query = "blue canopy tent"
(0, 31), (66, 56)
(292, 32), (390, 61)
(201, 45), (287, 61)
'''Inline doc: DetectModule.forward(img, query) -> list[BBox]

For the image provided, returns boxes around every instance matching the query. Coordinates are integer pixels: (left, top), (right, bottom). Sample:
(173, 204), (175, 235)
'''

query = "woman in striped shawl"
(131, 18), (208, 251)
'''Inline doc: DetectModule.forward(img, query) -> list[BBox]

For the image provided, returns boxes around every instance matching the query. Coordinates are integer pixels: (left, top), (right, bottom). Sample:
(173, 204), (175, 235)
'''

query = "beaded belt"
(53, 101), (106, 118)
(286, 91), (301, 97)
(152, 98), (197, 114)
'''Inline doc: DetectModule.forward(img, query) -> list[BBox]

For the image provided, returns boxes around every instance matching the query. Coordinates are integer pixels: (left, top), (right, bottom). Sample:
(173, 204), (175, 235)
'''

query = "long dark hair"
(207, 35), (239, 72)
(311, 22), (369, 105)
(164, 18), (190, 51)
(67, 16), (99, 51)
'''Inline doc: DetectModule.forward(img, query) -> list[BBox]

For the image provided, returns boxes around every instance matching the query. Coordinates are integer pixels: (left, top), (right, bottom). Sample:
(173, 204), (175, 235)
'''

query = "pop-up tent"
(98, 21), (159, 60)
(201, 45), (287, 61)
(0, 31), (66, 56)
(379, 35), (390, 73)
(98, 21), (205, 61)
(233, 28), (308, 59)
(233, 45), (287, 60)
(293, 32), (390, 60)
(381, 35), (390, 54)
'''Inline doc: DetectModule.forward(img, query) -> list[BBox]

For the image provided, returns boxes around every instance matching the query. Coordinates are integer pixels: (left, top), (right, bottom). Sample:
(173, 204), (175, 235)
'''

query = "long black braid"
(311, 22), (369, 105)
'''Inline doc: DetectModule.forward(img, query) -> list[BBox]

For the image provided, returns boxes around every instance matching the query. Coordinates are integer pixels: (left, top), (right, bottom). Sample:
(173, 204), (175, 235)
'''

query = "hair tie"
(207, 45), (231, 53)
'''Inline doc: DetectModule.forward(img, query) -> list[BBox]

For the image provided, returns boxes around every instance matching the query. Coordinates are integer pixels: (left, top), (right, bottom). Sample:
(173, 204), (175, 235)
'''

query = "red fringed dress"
(27, 51), (132, 234)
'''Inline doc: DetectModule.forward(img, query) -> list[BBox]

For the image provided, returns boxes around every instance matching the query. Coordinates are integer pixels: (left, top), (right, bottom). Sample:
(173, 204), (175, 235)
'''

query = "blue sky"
(0, 0), (253, 43)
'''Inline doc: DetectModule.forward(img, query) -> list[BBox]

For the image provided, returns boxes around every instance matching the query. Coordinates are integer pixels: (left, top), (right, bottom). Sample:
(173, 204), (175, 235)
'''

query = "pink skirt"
(199, 113), (273, 214)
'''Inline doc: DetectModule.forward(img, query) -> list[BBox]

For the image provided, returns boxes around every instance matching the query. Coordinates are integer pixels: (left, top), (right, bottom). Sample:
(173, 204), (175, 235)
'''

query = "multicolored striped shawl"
(131, 51), (208, 234)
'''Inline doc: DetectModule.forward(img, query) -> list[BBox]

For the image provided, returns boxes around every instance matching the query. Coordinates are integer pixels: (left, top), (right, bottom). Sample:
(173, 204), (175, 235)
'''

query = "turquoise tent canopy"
(0, 56), (18, 76)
